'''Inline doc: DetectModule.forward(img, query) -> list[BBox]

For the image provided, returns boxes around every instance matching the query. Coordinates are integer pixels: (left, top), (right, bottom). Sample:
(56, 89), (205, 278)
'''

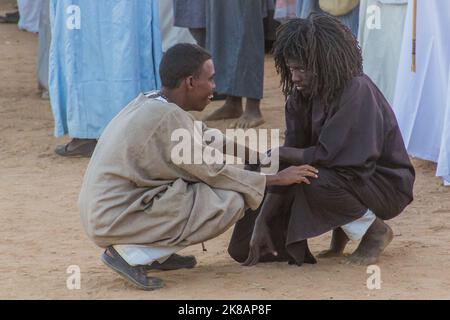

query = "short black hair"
(273, 14), (363, 105)
(159, 43), (212, 89)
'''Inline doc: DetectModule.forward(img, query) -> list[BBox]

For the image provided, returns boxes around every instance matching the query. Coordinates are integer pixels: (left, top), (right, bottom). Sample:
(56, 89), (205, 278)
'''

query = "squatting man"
(227, 15), (415, 267)
(79, 43), (317, 290)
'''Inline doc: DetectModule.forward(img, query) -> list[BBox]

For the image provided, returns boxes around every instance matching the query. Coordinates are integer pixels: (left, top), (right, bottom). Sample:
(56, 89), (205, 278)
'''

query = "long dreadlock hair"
(273, 13), (363, 106)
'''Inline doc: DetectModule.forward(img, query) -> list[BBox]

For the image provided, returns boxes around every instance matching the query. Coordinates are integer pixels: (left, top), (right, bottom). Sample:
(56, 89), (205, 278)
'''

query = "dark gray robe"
(206, 0), (274, 99)
(228, 74), (415, 265)
(173, 0), (206, 29)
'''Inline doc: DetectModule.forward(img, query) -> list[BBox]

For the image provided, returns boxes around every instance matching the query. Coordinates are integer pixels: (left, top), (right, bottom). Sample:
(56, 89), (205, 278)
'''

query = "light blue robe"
(49, 0), (162, 139)
(18, 0), (43, 33)
(393, 0), (450, 186)
(296, 0), (360, 36)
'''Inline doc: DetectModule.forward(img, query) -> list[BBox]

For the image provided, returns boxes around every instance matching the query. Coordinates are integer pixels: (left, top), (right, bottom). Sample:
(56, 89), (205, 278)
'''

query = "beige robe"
(79, 94), (266, 248)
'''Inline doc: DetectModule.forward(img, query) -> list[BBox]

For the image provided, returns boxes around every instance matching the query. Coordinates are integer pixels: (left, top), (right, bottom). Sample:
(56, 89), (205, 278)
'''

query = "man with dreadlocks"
(227, 14), (415, 266)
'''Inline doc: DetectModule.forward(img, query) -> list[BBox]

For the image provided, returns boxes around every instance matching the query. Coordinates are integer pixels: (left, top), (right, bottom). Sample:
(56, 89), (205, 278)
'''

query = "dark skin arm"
(244, 165), (319, 266)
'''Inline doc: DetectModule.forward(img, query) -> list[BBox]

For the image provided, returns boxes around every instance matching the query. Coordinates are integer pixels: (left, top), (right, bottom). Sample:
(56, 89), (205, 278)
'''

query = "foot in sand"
(347, 218), (394, 265)
(230, 98), (264, 129)
(204, 96), (243, 121)
(318, 227), (349, 258)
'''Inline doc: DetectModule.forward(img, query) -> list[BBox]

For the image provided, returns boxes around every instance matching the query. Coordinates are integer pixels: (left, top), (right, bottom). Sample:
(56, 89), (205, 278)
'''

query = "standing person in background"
(158, 0), (195, 52)
(263, 0), (280, 52)
(173, 0), (206, 48)
(49, 0), (162, 157)
(172, 0), (225, 101)
(393, 0), (450, 186)
(274, 0), (297, 23)
(203, 0), (275, 129)
(358, 0), (408, 105)
(37, 0), (50, 99)
(296, 0), (360, 36)
(17, 0), (42, 33)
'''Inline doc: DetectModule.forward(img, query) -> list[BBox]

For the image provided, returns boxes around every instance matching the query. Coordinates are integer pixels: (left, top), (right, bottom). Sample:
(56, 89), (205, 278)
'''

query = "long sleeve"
(287, 77), (385, 179)
(154, 108), (266, 210)
(284, 95), (311, 148)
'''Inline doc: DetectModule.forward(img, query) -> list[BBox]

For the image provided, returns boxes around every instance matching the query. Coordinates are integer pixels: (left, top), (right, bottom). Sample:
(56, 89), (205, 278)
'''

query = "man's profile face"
(188, 59), (216, 111)
(287, 59), (314, 97)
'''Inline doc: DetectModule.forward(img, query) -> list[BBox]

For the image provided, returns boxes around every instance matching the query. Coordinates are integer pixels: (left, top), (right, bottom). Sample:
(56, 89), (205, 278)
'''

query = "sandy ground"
(1, 3), (450, 300)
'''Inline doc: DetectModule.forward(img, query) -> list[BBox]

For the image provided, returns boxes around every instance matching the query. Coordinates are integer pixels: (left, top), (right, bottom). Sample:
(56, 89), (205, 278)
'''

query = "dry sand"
(1, 4), (450, 299)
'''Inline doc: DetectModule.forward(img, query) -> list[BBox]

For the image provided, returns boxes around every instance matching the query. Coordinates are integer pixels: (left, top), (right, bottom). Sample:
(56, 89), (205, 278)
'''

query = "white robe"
(157, 0), (195, 52)
(358, 0), (408, 105)
(393, 0), (450, 186)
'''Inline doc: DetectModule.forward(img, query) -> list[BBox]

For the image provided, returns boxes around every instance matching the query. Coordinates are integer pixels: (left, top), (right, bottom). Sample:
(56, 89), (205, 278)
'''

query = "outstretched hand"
(243, 220), (277, 266)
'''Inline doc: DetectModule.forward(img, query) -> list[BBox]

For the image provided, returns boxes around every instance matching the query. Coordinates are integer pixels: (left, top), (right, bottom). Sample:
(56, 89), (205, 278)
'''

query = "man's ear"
(186, 76), (194, 90)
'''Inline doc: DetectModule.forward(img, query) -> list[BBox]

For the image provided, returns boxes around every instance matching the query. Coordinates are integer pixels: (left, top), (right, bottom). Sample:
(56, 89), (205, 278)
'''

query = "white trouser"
(114, 244), (184, 266)
(341, 210), (377, 241)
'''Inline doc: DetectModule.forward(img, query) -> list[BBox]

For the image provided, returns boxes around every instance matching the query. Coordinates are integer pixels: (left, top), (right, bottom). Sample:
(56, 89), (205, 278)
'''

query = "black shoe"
(145, 254), (197, 271)
(101, 246), (164, 291)
(54, 138), (97, 158)
(0, 11), (19, 24)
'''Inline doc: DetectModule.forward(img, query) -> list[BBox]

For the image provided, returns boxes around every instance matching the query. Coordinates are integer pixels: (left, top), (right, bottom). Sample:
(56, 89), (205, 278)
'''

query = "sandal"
(54, 139), (97, 158)
(101, 246), (164, 291)
(0, 11), (19, 24)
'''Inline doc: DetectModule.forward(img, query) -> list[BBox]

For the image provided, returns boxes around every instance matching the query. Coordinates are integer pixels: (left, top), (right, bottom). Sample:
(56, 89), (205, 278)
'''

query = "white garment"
(114, 244), (183, 266)
(18, 0), (43, 33)
(358, 0), (408, 105)
(341, 210), (376, 241)
(393, 0), (450, 186)
(157, 0), (195, 52)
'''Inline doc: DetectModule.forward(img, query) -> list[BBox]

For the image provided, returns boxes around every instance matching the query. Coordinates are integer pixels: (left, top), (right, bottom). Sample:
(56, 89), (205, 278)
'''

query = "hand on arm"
(266, 164), (318, 186)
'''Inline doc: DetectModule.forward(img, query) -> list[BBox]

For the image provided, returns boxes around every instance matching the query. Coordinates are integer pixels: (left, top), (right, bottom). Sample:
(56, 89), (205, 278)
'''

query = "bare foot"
(204, 96), (243, 121)
(318, 227), (349, 258)
(347, 218), (394, 266)
(230, 114), (265, 129)
(230, 98), (264, 129)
